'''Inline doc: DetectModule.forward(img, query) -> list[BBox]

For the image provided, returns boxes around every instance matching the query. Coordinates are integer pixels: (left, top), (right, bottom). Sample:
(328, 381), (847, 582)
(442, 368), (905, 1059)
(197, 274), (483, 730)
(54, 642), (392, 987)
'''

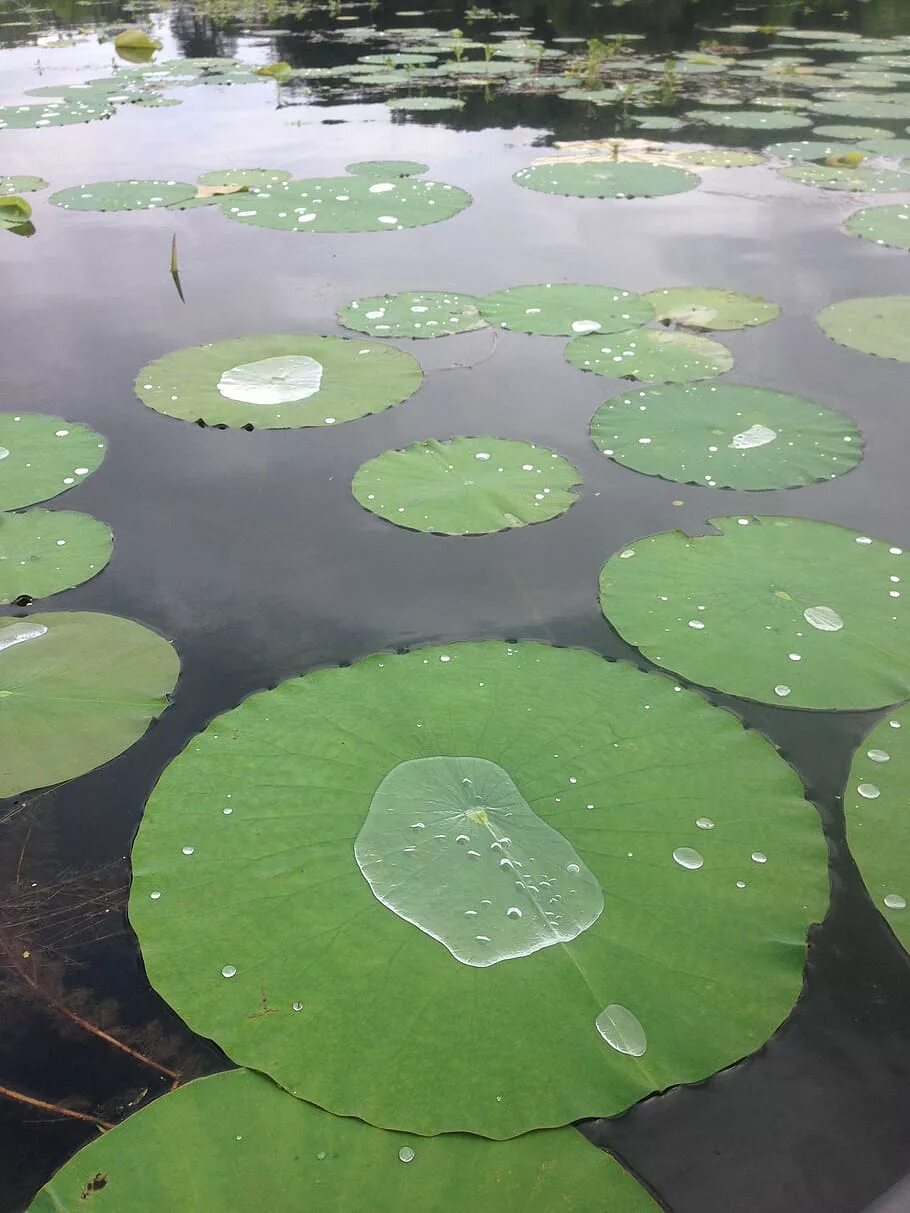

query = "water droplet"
(506, 906), (522, 919)
(751, 852), (767, 864)
(149, 890), (161, 900)
(688, 620), (705, 630)
(221, 965), (237, 978)
(182, 845), (195, 855)
(696, 817), (715, 830)
(292, 1001), (304, 1012)
(316, 1150), (327, 1160)
(439, 655), (450, 663)
(398, 1146), (415, 1164)
(774, 685), (791, 698)
(884, 893), (906, 910)
(858, 783), (880, 798)
(867, 749), (891, 763)
(672, 847), (704, 870)
(566, 863), (580, 874)
(222, 807), (233, 815)
(803, 606), (844, 632)
(595, 1004), (647, 1057)
(0, 622), (48, 654)
(455, 833), (469, 844)
(736, 880), (746, 889)
(474, 452), (491, 461)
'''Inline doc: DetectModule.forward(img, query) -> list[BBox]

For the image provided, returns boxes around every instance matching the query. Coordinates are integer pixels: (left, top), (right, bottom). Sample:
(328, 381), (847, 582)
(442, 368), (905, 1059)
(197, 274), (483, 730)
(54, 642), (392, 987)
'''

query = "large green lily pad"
(845, 204), (910, 251)
(219, 169), (471, 232)
(643, 288), (780, 331)
(600, 517), (910, 710)
(513, 161), (699, 199)
(0, 611), (179, 797)
(565, 329), (733, 383)
(0, 99), (112, 130)
(352, 437), (581, 534)
(816, 296), (910, 363)
(0, 508), (112, 603)
(27, 1070), (659, 1213)
(0, 412), (106, 511)
(590, 384), (862, 490)
(50, 180), (196, 212)
(339, 291), (487, 338)
(478, 284), (653, 337)
(686, 109), (811, 130)
(130, 640), (826, 1137)
(845, 704), (910, 954)
(780, 163), (910, 192)
(135, 334), (423, 428)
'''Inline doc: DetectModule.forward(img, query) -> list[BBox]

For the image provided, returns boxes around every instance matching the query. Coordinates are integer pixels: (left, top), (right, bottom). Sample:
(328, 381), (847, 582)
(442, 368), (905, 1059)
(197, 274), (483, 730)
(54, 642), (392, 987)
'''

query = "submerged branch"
(0, 1083), (113, 1131)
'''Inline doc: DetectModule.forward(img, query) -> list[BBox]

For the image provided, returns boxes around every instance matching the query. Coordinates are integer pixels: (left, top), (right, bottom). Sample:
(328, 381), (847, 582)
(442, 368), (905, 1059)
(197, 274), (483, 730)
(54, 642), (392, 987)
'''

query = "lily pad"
(0, 100), (112, 130)
(352, 437), (581, 534)
(565, 329), (733, 384)
(0, 176), (47, 195)
(857, 137), (910, 158)
(675, 148), (766, 168)
(479, 284), (653, 337)
(114, 28), (161, 51)
(0, 195), (30, 229)
(0, 412), (106, 511)
(197, 168), (292, 188)
(339, 291), (487, 338)
(845, 203), (910, 251)
(219, 170), (471, 233)
(817, 296), (910, 363)
(514, 160), (699, 199)
(135, 334), (423, 428)
(387, 95), (466, 110)
(0, 508), (112, 603)
(27, 1070), (659, 1213)
(600, 516), (910, 710)
(50, 180), (196, 212)
(764, 139), (859, 161)
(359, 51), (438, 65)
(845, 705), (910, 954)
(685, 109), (811, 130)
(814, 124), (895, 140)
(813, 94), (910, 121)
(0, 611), (179, 797)
(346, 160), (430, 176)
(130, 640), (826, 1136)
(779, 163), (910, 192)
(643, 288), (780, 331)
(590, 384), (862, 490)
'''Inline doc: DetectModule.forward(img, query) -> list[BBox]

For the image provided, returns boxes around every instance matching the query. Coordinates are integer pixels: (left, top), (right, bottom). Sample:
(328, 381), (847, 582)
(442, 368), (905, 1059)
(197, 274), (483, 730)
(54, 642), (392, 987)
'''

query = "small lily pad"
(0, 99), (112, 130)
(135, 334), (423, 428)
(0, 176), (47, 195)
(817, 296), (910, 363)
(676, 148), (766, 167)
(0, 611), (179, 797)
(50, 179), (196, 212)
(643, 287), (780, 331)
(565, 329), (733, 384)
(857, 137), (910, 158)
(0, 508), (113, 603)
(686, 109), (811, 130)
(346, 160), (430, 177)
(845, 203), (910, 251)
(352, 437), (581, 534)
(814, 124), (895, 140)
(600, 516), (910, 710)
(514, 160), (699, 199)
(479, 284), (653, 337)
(0, 412), (106, 511)
(358, 51), (438, 65)
(0, 195), (31, 229)
(813, 94), (910, 121)
(780, 163), (910, 192)
(387, 95), (466, 110)
(590, 383), (862, 490)
(197, 168), (292, 188)
(845, 704), (910, 955)
(339, 291), (487, 338)
(764, 140), (859, 161)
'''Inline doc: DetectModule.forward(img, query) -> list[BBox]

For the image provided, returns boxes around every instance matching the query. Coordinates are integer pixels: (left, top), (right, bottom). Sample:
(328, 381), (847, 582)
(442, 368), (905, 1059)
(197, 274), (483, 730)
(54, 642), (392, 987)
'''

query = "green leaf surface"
(0, 412), (106, 511)
(345, 160), (430, 177)
(780, 163), (910, 191)
(600, 516), (910, 710)
(0, 100), (112, 130)
(845, 203), (910, 251)
(130, 640), (826, 1137)
(28, 1070), (659, 1212)
(50, 180), (196, 212)
(386, 95), (466, 110)
(590, 384), (862, 490)
(338, 291), (487, 338)
(0, 176), (47, 195)
(479, 284), (653, 337)
(196, 168), (292, 188)
(643, 288), (780, 331)
(686, 109), (811, 129)
(857, 138), (910, 157)
(0, 195), (30, 229)
(812, 94), (910, 120)
(514, 160), (699, 199)
(675, 148), (766, 167)
(845, 705), (910, 954)
(565, 328), (733, 383)
(813, 124), (895, 140)
(352, 437), (581, 534)
(135, 334), (423, 428)
(0, 611), (179, 797)
(113, 28), (161, 50)
(817, 295), (910, 362)
(764, 139), (858, 161)
(0, 508), (112, 603)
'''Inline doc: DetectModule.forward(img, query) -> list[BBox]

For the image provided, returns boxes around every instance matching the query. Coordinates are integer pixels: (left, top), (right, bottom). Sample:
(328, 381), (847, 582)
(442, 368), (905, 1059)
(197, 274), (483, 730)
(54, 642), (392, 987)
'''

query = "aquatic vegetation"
(50, 180), (197, 212)
(386, 95), (465, 110)
(134, 334), (424, 428)
(817, 296), (910, 362)
(600, 517), (909, 710)
(113, 28), (162, 53)
(675, 148), (766, 167)
(0, 509), (113, 604)
(0, 413), (106, 511)
(0, 613), (179, 797)
(686, 108), (812, 130)
(565, 328), (734, 384)
(26, 1070), (659, 1212)
(590, 384), (862, 490)
(643, 288), (780, 331)
(0, 99), (112, 130)
(0, 176), (47, 195)
(478, 283), (653, 337)
(352, 438), (582, 534)
(339, 291), (487, 338)
(780, 163), (910, 192)
(845, 203), (910, 251)
(514, 159), (699, 200)
(129, 641), (826, 1136)
(0, 194), (30, 229)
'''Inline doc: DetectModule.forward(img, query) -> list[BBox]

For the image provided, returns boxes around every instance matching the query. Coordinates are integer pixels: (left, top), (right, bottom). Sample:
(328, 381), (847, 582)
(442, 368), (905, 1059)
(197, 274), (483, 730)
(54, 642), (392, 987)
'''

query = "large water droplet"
(672, 846), (704, 870)
(803, 606), (844, 632)
(221, 965), (237, 978)
(729, 423), (777, 450)
(696, 817), (715, 830)
(217, 355), (323, 405)
(867, 749), (890, 763)
(751, 852), (767, 864)
(857, 783), (880, 799)
(595, 1004), (647, 1057)
(398, 1146), (415, 1164)
(0, 622), (48, 654)
(884, 893), (906, 910)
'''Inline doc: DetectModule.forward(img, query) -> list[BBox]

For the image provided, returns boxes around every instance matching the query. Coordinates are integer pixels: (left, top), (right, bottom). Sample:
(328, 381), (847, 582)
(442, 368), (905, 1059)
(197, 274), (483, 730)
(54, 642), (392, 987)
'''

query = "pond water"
(2, 0), (910, 1209)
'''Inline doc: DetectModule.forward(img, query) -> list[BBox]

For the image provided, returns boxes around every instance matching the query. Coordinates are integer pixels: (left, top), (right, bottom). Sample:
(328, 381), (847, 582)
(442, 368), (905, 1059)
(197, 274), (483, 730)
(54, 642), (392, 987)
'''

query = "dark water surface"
(2, 0), (910, 1209)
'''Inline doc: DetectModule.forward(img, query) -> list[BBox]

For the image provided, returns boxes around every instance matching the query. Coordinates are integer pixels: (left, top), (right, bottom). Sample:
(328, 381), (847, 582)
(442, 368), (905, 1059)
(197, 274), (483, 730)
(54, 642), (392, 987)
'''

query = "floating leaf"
(813, 124), (895, 140)
(812, 94), (910, 121)
(0, 100), (111, 130)
(817, 296), (910, 363)
(675, 148), (766, 167)
(50, 180), (196, 212)
(113, 28), (162, 51)
(359, 51), (438, 65)
(0, 175), (47, 195)
(590, 384), (862, 490)
(339, 291), (486, 338)
(600, 516), (910, 710)
(27, 1070), (658, 1212)
(479, 284), (653, 337)
(845, 705), (910, 954)
(845, 203), (910, 251)
(254, 61), (292, 80)
(0, 612), (179, 797)
(514, 160), (699, 199)
(0, 195), (31, 229)
(780, 163), (910, 192)
(345, 160), (430, 177)
(857, 138), (910, 159)
(135, 334), (423, 428)
(0, 412), (106, 511)
(387, 95), (466, 110)
(0, 509), (112, 603)
(197, 168), (292, 188)
(352, 437), (581, 534)
(643, 287), (780, 331)
(130, 640), (826, 1136)
(685, 109), (811, 130)
(565, 329), (733, 383)
(764, 139), (859, 161)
